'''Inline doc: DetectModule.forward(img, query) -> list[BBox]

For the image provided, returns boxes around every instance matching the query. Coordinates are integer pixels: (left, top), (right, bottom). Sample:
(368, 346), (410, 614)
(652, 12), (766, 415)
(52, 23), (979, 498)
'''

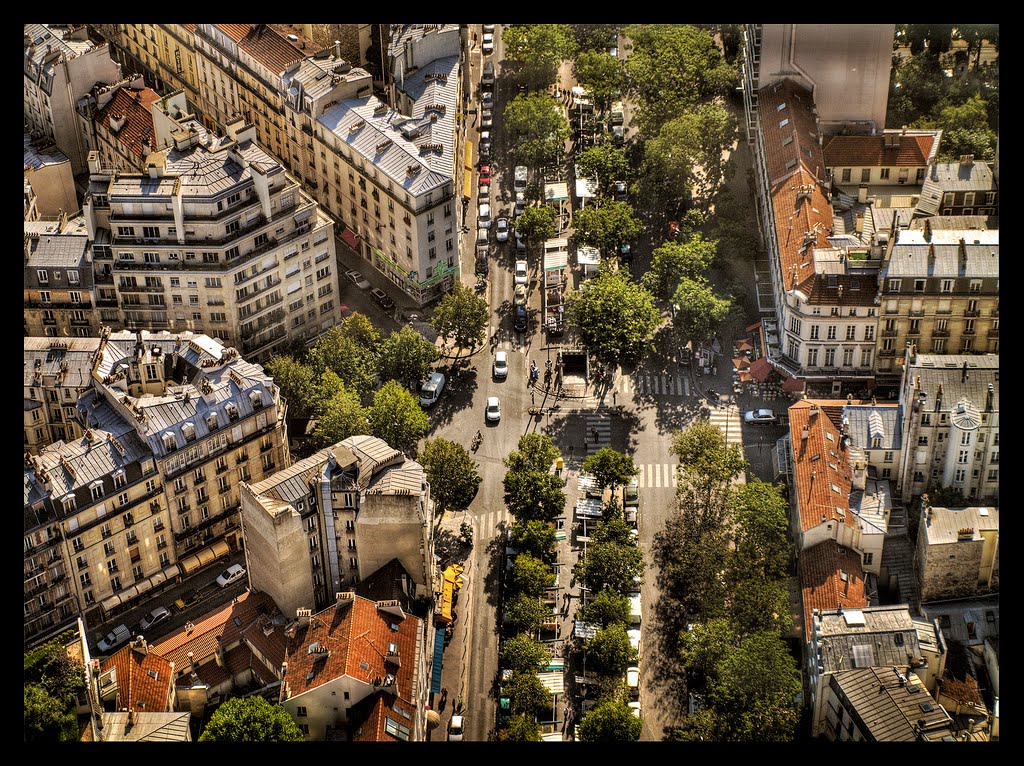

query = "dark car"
(513, 305), (527, 332)
(369, 287), (395, 311)
(174, 589), (201, 611)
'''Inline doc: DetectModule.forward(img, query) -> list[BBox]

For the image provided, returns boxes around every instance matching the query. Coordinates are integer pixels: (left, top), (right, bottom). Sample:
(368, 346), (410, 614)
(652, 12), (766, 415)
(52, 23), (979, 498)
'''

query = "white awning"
(538, 671), (564, 695)
(543, 182), (569, 202)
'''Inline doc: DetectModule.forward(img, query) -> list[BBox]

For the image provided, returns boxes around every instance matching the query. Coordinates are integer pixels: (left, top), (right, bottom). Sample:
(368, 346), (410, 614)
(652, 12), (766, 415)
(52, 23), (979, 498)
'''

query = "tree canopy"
(577, 587), (632, 629)
(670, 276), (732, 344)
(312, 380), (368, 448)
(430, 283), (488, 350)
(418, 438), (481, 514)
(366, 380), (429, 452)
(577, 698), (642, 742)
(581, 447), (638, 490)
(199, 696), (305, 742)
(508, 518), (557, 561)
(502, 24), (578, 90)
(503, 469), (567, 523)
(583, 622), (636, 677)
(641, 234), (719, 302)
(573, 536), (644, 594)
(263, 354), (317, 419)
(569, 200), (643, 257)
(565, 266), (660, 366)
(502, 633), (551, 675)
(508, 552), (556, 597)
(504, 432), (561, 474)
(377, 325), (439, 390)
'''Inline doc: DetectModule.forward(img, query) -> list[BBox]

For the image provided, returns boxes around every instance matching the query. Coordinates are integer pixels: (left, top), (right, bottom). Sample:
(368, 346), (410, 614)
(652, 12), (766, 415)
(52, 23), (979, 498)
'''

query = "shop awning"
(437, 564), (465, 625)
(177, 539), (230, 575)
(431, 625), (445, 693)
(463, 167), (473, 200)
(749, 356), (774, 383)
(538, 671), (564, 695)
(339, 228), (360, 251)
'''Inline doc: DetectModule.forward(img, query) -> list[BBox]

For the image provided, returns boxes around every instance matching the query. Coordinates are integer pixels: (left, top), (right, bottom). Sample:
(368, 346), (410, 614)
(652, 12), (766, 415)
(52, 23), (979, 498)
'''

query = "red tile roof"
(799, 540), (869, 642)
(95, 86), (160, 161)
(788, 399), (855, 536)
(103, 638), (176, 712)
(760, 79), (876, 306)
(822, 133), (937, 168)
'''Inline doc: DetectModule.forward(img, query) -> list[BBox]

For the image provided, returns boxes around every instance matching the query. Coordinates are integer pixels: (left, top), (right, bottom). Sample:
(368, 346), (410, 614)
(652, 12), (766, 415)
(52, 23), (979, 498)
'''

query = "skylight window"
(777, 102), (787, 112)
(779, 118), (790, 128)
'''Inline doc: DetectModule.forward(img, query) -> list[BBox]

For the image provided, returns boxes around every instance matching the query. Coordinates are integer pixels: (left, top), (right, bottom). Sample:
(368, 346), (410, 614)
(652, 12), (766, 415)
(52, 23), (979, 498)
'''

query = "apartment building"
(916, 156), (998, 219)
(24, 231), (99, 338)
(23, 328), (289, 648)
(24, 337), (101, 453)
(916, 503), (998, 602)
(823, 129), (941, 199)
(24, 24), (123, 176)
(742, 24), (895, 144)
(24, 132), (78, 219)
(753, 79), (882, 396)
(82, 115), (341, 362)
(88, 24), (469, 308)
(76, 79), (161, 174)
(897, 352), (999, 504)
(240, 435), (435, 619)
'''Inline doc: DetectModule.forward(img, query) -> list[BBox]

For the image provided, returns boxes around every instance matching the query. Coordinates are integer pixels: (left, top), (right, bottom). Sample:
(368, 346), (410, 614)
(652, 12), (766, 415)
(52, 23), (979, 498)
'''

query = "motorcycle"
(471, 432), (483, 452)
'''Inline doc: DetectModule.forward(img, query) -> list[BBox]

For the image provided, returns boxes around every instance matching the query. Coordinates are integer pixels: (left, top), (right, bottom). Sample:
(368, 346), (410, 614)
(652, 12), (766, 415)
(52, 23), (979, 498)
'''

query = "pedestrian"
(531, 390), (535, 404)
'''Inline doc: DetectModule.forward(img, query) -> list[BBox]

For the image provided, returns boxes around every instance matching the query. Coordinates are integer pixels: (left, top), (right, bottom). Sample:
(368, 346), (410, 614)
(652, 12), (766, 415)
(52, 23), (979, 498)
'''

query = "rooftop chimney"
(986, 383), (994, 411)
(961, 362), (969, 383)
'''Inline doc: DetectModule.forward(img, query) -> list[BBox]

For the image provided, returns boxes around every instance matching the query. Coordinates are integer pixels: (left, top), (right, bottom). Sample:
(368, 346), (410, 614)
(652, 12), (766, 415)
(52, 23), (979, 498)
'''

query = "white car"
(139, 606), (171, 632)
(743, 408), (777, 424)
(481, 90), (493, 109)
(513, 283), (527, 307)
(216, 563), (246, 588)
(448, 714), (465, 741)
(493, 351), (508, 379)
(628, 701), (641, 719)
(515, 230), (526, 251)
(496, 217), (509, 242)
(345, 269), (370, 290)
(626, 665), (640, 696)
(482, 33), (494, 55)
(480, 109), (493, 129)
(514, 260), (528, 285)
(485, 396), (501, 422)
(97, 624), (131, 653)
(478, 203), (491, 228)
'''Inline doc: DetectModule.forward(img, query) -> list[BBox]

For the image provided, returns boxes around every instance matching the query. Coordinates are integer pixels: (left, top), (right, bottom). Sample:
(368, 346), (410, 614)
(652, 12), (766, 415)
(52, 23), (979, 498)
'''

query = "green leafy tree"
(504, 433), (560, 474)
(504, 91), (571, 160)
(565, 266), (660, 367)
(591, 516), (636, 547)
(509, 519), (557, 561)
(641, 234), (719, 302)
(572, 49), (625, 112)
(504, 670), (552, 717)
(729, 578), (792, 638)
(509, 553), (556, 597)
(503, 470), (566, 523)
(654, 502), (730, 621)
(583, 623), (635, 676)
(312, 383), (368, 448)
(199, 695), (305, 742)
(577, 588), (631, 629)
(502, 713), (541, 741)
(570, 24), (619, 53)
(677, 618), (735, 691)
(504, 592), (549, 635)
(730, 480), (792, 582)
(574, 144), (631, 194)
(930, 94), (997, 160)
(577, 699), (642, 742)
(502, 24), (578, 90)
(263, 355), (317, 419)
(671, 421), (746, 498)
(24, 634), (85, 706)
(24, 684), (78, 742)
(670, 277), (732, 344)
(307, 319), (379, 401)
(515, 202), (558, 253)
(366, 380), (429, 452)
(377, 325), (439, 390)
(574, 537), (644, 594)
(503, 633), (550, 674)
(430, 283), (488, 350)
(581, 447), (637, 490)
(570, 200), (643, 257)
(418, 438), (481, 513)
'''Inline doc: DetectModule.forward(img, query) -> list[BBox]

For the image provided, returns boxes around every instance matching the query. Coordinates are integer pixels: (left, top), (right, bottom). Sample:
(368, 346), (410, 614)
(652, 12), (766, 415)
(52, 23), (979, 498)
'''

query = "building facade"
(23, 329), (289, 648)
(82, 115), (341, 362)
(24, 337), (101, 453)
(240, 435), (435, 619)
(24, 132), (78, 219)
(24, 231), (99, 339)
(916, 504), (998, 602)
(897, 352), (999, 504)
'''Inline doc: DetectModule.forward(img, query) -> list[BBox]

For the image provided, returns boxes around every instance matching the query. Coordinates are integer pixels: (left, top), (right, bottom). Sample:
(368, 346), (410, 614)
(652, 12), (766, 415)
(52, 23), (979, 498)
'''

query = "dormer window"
(249, 391), (264, 409)
(62, 494), (76, 513)
(206, 411), (219, 430)
(162, 432), (177, 451)
(226, 403), (240, 422)
(182, 422), (196, 442)
(90, 480), (105, 501)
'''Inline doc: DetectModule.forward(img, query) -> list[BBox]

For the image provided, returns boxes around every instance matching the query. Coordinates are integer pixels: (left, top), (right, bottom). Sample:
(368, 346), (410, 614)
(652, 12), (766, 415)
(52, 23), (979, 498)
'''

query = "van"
(97, 623), (131, 653)
(610, 101), (624, 126)
(482, 61), (495, 88)
(623, 477), (639, 508)
(419, 371), (446, 407)
(514, 165), (528, 190)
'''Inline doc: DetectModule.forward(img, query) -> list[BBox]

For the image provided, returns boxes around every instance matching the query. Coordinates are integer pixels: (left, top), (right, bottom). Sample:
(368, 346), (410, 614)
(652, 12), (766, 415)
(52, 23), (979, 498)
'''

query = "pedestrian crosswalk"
(635, 463), (680, 489)
(618, 371), (690, 397)
(584, 413), (611, 455)
(706, 404), (743, 447)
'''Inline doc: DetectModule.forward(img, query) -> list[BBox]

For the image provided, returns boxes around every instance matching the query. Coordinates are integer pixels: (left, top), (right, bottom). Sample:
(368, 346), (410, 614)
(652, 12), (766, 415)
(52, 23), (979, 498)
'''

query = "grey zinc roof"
(828, 667), (953, 740)
(24, 131), (70, 169)
(842, 404), (902, 451)
(906, 354), (999, 413)
(318, 60), (457, 197)
(814, 604), (921, 674)
(917, 159), (995, 217)
(25, 233), (90, 268)
(920, 505), (998, 546)
(24, 337), (101, 389)
(849, 478), (892, 535)
(884, 229), (999, 279)
(24, 24), (94, 69)
(247, 447), (334, 503)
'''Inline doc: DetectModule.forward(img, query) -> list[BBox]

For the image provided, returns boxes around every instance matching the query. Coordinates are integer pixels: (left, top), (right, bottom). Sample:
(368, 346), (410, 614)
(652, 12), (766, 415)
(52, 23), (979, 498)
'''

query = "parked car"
(448, 714), (465, 741)
(626, 666), (640, 696)
(481, 90), (493, 109)
(419, 371), (446, 407)
(138, 606), (171, 632)
(369, 287), (395, 311)
(482, 33), (494, 55)
(613, 180), (627, 201)
(339, 303), (353, 318)
(478, 183), (489, 203)
(513, 305), (527, 332)
(479, 165), (492, 184)
(216, 563), (247, 588)
(493, 351), (508, 379)
(174, 589), (201, 611)
(611, 125), (625, 145)
(623, 477), (639, 508)
(514, 199), (525, 219)
(485, 396), (501, 422)
(628, 700), (641, 719)
(743, 408), (777, 424)
(482, 24), (495, 34)
(513, 283), (527, 307)
(345, 269), (370, 289)
(477, 228), (489, 247)
(496, 217), (509, 242)
(514, 260), (528, 285)
(480, 109), (493, 129)
(97, 624), (131, 653)
(515, 230), (526, 251)
(478, 203), (491, 228)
